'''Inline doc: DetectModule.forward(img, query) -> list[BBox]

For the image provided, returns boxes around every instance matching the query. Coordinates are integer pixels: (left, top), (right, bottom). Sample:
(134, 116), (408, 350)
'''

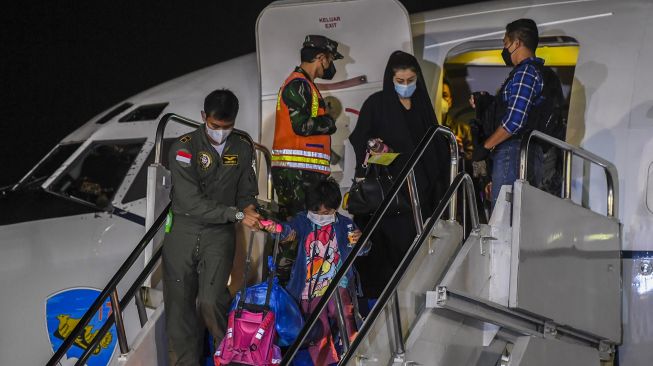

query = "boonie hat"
(303, 35), (344, 60)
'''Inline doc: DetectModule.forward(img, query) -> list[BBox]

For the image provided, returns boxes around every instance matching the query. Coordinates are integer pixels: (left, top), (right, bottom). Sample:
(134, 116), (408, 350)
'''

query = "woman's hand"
(484, 182), (493, 201)
(350, 230), (362, 243)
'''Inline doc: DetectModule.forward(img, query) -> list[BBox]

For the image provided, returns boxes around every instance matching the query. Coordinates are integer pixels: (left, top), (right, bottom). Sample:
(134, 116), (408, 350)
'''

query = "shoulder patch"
(175, 149), (192, 168)
(180, 135), (191, 143)
(198, 151), (213, 170)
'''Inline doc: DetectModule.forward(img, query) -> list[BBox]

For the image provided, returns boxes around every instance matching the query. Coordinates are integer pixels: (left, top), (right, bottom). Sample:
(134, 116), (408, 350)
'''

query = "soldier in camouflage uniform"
(271, 35), (343, 282)
(163, 89), (261, 365)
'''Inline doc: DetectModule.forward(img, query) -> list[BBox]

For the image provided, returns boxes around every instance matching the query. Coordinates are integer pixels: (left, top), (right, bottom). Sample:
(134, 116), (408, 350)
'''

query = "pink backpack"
(215, 307), (281, 365)
(215, 231), (282, 365)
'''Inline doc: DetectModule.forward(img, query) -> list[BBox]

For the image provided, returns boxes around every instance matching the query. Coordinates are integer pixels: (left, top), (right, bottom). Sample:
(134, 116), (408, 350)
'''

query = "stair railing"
(519, 130), (618, 217)
(339, 172), (479, 365)
(280, 125), (460, 364)
(47, 113), (273, 366)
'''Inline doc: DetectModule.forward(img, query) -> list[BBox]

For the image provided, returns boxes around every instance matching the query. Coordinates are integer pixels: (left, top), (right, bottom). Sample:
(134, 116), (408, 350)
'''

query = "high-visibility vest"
(272, 71), (331, 174)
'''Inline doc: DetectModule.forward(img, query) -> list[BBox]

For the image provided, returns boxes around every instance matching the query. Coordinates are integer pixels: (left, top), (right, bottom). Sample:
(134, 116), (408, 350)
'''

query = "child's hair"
(305, 179), (342, 211)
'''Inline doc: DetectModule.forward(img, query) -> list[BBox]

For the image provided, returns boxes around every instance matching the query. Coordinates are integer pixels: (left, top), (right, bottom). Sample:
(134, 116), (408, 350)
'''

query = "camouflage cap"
(302, 35), (344, 60)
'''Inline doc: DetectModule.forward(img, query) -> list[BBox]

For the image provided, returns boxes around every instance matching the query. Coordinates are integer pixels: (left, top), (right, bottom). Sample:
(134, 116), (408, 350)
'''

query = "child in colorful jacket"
(264, 179), (365, 365)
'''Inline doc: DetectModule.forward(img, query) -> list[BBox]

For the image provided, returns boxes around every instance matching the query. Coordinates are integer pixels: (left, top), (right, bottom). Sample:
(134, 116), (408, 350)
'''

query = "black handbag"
(346, 164), (411, 216)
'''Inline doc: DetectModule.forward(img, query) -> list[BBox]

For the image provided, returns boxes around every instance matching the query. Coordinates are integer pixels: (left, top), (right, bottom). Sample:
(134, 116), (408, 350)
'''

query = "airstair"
(280, 128), (622, 365)
(46, 114), (621, 366)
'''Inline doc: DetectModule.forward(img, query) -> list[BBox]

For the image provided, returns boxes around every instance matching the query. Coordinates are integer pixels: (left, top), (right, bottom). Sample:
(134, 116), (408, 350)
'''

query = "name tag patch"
(222, 155), (238, 166)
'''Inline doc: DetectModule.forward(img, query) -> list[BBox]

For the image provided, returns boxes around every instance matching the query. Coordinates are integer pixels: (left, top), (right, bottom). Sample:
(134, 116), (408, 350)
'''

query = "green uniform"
(273, 66), (336, 219)
(272, 67), (336, 283)
(163, 126), (258, 365)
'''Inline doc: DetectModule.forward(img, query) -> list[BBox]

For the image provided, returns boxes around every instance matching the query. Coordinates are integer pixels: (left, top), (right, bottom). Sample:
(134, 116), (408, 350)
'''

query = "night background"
(2, 0), (487, 187)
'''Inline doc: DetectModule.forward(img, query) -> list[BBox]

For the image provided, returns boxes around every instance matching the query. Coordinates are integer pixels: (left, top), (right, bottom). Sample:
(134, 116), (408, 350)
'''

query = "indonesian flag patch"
(176, 149), (192, 167)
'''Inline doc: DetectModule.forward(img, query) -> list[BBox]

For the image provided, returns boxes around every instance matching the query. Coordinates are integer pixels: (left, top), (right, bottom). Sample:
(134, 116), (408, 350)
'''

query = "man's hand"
(472, 145), (491, 162)
(241, 205), (261, 230)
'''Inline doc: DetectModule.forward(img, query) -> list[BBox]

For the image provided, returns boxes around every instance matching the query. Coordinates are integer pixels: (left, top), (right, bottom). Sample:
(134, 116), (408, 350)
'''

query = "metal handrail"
(48, 113), (277, 365)
(73, 224), (169, 366)
(339, 173), (479, 365)
(280, 125), (460, 364)
(46, 201), (171, 366)
(154, 113), (274, 201)
(519, 130), (619, 217)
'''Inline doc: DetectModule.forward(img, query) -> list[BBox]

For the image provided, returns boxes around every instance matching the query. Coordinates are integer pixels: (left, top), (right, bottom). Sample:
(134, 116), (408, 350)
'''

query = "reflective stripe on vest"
(271, 155), (329, 166)
(270, 160), (330, 172)
(271, 149), (330, 161)
(276, 80), (319, 119)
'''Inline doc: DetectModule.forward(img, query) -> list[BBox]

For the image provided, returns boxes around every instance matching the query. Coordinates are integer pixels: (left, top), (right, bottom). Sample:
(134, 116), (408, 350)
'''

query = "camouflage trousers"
(271, 168), (327, 284)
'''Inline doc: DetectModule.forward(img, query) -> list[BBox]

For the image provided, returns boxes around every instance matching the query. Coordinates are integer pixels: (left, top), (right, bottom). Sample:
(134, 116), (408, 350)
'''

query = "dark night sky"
(1, 0), (487, 187)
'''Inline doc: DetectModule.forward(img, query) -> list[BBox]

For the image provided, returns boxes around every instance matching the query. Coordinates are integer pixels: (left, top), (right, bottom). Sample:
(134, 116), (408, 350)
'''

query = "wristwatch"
(235, 211), (245, 222)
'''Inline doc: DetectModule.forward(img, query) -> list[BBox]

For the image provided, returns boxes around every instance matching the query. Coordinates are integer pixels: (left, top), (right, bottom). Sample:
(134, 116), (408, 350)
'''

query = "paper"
(367, 152), (400, 166)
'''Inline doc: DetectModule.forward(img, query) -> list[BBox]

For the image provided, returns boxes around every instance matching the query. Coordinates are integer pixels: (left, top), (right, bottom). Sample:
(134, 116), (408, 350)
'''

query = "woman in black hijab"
(349, 50), (450, 302)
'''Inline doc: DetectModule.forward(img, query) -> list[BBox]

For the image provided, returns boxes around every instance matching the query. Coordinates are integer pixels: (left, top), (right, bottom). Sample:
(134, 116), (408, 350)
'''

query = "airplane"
(1, 0), (651, 365)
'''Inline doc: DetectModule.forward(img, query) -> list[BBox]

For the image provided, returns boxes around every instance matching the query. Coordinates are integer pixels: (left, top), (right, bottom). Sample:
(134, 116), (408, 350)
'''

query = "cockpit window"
(119, 103), (169, 122)
(121, 138), (175, 204)
(48, 140), (145, 210)
(96, 102), (134, 124)
(15, 143), (82, 190)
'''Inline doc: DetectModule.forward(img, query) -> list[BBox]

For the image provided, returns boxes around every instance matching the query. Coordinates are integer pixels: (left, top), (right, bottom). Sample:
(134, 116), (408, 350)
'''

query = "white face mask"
(307, 211), (336, 227)
(206, 125), (232, 145)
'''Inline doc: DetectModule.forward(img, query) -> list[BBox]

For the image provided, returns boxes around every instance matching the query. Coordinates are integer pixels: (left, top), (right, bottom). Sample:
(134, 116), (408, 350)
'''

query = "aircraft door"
(256, 0), (413, 195)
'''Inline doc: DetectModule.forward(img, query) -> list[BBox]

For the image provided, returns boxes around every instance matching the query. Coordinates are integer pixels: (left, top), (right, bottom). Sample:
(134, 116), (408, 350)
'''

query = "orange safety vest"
(272, 71), (331, 174)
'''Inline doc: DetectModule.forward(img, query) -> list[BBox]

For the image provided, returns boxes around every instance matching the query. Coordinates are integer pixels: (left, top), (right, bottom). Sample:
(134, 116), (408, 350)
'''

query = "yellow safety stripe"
(272, 155), (330, 166)
(271, 160), (330, 172)
(271, 149), (330, 161)
(310, 89), (319, 118)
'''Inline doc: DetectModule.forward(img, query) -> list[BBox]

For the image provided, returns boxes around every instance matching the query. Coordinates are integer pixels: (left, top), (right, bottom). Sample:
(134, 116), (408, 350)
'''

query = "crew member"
(272, 35), (343, 282)
(163, 89), (260, 365)
(272, 34), (343, 218)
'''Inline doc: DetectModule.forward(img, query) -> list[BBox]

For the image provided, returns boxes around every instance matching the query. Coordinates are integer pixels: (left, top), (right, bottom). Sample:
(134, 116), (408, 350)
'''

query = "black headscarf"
(350, 50), (450, 213)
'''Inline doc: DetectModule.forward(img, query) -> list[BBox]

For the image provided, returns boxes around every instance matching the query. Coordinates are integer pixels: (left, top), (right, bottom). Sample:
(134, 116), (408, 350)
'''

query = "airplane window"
(96, 102), (134, 124)
(122, 138), (175, 204)
(118, 102), (169, 122)
(14, 142), (82, 190)
(48, 140), (145, 210)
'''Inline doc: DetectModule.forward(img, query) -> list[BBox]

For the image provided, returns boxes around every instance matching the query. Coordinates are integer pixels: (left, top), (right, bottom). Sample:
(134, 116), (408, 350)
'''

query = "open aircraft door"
(256, 0), (413, 192)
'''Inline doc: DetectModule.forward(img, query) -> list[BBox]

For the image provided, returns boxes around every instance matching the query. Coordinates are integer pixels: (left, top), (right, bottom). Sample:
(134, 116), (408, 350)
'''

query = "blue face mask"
(394, 81), (417, 98)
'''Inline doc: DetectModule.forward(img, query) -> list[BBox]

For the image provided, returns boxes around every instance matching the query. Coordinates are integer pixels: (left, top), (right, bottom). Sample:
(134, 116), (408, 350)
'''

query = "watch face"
(236, 211), (245, 220)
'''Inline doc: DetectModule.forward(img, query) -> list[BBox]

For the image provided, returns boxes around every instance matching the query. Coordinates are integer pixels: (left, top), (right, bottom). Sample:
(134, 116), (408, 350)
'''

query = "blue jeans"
(491, 139), (543, 208)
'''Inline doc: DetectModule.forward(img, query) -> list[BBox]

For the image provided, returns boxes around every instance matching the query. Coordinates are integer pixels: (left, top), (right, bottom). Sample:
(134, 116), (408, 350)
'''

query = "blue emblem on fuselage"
(46, 288), (117, 366)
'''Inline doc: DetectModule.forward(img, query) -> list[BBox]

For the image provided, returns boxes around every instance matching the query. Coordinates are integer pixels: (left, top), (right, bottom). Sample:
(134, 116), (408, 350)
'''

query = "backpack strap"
(216, 310), (236, 362)
(249, 311), (276, 365)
